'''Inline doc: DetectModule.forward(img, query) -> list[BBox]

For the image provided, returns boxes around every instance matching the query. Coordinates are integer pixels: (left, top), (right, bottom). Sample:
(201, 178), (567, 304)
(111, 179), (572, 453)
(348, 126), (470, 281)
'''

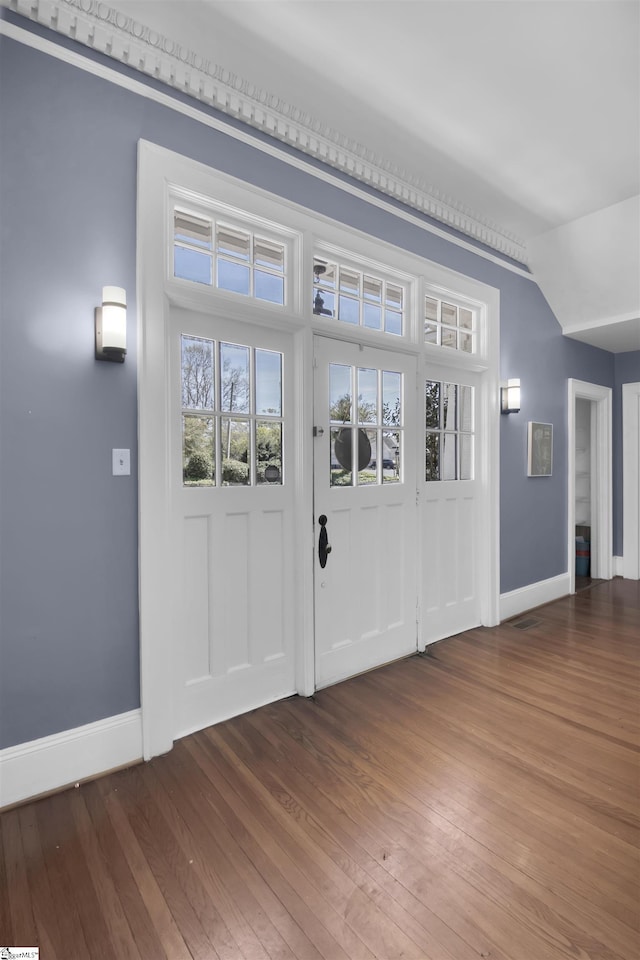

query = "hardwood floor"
(2, 578), (639, 959)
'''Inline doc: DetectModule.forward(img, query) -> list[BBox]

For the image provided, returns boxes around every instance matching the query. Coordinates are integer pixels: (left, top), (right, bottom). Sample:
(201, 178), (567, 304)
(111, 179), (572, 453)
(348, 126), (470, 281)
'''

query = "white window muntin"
(181, 333), (285, 488)
(423, 288), (480, 355)
(313, 245), (412, 339)
(425, 379), (475, 482)
(170, 192), (298, 311)
(167, 190), (490, 363)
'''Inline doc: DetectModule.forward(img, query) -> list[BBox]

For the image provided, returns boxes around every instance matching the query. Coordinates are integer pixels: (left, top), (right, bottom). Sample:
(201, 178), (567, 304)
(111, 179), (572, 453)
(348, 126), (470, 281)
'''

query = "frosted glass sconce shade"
(95, 286), (126, 362)
(501, 378), (520, 413)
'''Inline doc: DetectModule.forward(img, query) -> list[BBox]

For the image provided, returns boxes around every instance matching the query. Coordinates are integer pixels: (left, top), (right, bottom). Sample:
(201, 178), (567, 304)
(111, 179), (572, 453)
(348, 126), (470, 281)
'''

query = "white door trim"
(568, 379), (613, 593)
(138, 139), (502, 759)
(137, 147), (174, 760)
(622, 382), (640, 579)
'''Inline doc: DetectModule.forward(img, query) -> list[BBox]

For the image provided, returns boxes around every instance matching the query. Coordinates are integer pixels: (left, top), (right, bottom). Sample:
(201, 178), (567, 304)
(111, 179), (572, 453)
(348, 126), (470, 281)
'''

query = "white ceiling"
(109, 0), (640, 351)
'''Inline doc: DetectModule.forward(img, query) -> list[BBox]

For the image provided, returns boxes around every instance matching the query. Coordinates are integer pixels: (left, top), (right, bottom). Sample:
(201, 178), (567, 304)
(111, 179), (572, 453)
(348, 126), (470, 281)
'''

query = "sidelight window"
(425, 380), (474, 481)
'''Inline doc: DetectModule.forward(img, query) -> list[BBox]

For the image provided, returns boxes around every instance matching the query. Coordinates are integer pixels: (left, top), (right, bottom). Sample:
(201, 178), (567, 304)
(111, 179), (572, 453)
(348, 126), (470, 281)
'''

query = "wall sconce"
(95, 286), (126, 362)
(501, 378), (521, 413)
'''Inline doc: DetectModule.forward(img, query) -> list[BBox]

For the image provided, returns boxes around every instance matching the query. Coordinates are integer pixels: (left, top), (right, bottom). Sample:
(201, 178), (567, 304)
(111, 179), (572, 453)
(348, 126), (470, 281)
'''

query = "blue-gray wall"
(613, 351), (640, 555)
(0, 19), (621, 748)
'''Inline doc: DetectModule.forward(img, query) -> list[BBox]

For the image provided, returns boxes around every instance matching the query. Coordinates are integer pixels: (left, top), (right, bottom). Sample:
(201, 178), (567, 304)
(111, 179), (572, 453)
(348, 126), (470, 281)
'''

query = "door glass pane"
(363, 303), (382, 330)
(330, 364), (352, 422)
(386, 284), (403, 312)
(256, 421), (282, 485)
(221, 419), (250, 484)
(255, 238), (284, 272)
(217, 259), (250, 296)
(338, 295), (359, 324)
(443, 383), (457, 432)
(459, 308), (473, 330)
(181, 337), (214, 410)
(382, 370), (402, 427)
(383, 371), (402, 426)
(362, 277), (382, 330)
(175, 212), (212, 249)
(357, 428), (377, 485)
(357, 368), (377, 423)
(460, 434), (473, 480)
(221, 343), (250, 413)
(442, 433), (456, 480)
(459, 385), (473, 432)
(174, 213), (213, 284)
(384, 310), (402, 336)
(314, 288), (335, 317)
(382, 431), (400, 483)
(314, 259), (336, 289)
(216, 225), (250, 260)
(425, 297), (438, 322)
(364, 276), (382, 303)
(459, 332), (473, 354)
(331, 427), (352, 486)
(255, 271), (284, 304)
(426, 433), (440, 481)
(424, 323), (438, 345)
(183, 415), (214, 486)
(174, 247), (212, 285)
(256, 349), (282, 416)
(442, 302), (457, 326)
(339, 268), (360, 297)
(425, 381), (440, 429)
(441, 327), (457, 349)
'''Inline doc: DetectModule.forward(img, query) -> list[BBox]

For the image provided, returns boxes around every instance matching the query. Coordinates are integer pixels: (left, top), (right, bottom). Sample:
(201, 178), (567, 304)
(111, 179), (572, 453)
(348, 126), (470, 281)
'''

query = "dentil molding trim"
(2, 0), (530, 265)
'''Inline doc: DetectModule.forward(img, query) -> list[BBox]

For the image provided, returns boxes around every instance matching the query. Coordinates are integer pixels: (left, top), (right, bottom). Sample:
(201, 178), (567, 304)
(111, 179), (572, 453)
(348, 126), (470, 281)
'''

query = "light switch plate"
(112, 448), (130, 476)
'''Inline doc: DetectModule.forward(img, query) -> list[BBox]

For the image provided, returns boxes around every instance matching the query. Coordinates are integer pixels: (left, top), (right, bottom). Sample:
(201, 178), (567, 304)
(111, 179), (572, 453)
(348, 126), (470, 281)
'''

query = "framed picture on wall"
(527, 422), (553, 477)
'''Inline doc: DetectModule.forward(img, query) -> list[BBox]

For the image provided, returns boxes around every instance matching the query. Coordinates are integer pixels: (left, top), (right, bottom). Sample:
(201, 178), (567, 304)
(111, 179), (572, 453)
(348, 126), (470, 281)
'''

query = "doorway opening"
(568, 380), (612, 594)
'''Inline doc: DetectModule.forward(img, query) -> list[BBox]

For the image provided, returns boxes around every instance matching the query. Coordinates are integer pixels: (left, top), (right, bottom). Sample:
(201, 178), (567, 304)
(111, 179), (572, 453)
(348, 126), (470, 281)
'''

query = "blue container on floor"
(576, 540), (590, 577)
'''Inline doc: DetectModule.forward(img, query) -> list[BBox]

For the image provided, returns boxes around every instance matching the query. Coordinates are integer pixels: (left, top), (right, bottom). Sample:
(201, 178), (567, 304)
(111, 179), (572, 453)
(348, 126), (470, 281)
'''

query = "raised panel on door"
(313, 336), (418, 687)
(171, 308), (296, 739)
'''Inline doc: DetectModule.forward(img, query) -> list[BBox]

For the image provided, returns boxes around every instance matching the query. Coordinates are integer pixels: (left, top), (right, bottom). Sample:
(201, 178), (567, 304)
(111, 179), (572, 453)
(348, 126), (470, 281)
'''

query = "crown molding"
(2, 0), (529, 265)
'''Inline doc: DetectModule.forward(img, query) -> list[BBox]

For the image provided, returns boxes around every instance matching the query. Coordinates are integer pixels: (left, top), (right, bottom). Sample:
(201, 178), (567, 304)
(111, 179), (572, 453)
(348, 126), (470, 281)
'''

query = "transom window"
(181, 335), (284, 486)
(425, 380), (474, 481)
(174, 211), (287, 305)
(314, 257), (405, 336)
(424, 295), (476, 353)
(329, 363), (403, 486)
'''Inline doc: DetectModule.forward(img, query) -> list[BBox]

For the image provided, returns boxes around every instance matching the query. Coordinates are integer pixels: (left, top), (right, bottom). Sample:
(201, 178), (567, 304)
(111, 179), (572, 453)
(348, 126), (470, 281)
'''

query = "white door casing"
(622, 382), (640, 579)
(313, 336), (418, 687)
(138, 140), (501, 760)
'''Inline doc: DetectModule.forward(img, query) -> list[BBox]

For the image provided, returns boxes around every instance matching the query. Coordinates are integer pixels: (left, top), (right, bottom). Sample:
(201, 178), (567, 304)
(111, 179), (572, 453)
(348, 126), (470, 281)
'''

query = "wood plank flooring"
(2, 578), (639, 959)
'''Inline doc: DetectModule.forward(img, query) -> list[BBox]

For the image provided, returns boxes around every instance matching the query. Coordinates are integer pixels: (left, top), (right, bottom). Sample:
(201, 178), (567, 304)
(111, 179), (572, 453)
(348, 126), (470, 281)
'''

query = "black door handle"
(318, 514), (332, 568)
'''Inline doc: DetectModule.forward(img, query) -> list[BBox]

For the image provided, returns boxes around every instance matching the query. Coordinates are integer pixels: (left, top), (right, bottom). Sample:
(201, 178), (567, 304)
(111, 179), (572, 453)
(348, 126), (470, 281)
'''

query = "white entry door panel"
(170, 308), (296, 740)
(422, 367), (482, 643)
(313, 336), (418, 687)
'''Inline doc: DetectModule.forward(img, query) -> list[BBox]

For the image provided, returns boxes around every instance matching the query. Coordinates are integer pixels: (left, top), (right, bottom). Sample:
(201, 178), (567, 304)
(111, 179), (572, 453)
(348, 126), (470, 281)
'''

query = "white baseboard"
(0, 709), (142, 809)
(613, 556), (624, 577)
(500, 572), (571, 622)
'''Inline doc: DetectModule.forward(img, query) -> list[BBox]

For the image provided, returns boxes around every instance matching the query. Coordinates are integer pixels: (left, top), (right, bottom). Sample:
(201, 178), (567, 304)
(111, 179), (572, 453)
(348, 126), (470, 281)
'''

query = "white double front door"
(169, 314), (484, 740)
